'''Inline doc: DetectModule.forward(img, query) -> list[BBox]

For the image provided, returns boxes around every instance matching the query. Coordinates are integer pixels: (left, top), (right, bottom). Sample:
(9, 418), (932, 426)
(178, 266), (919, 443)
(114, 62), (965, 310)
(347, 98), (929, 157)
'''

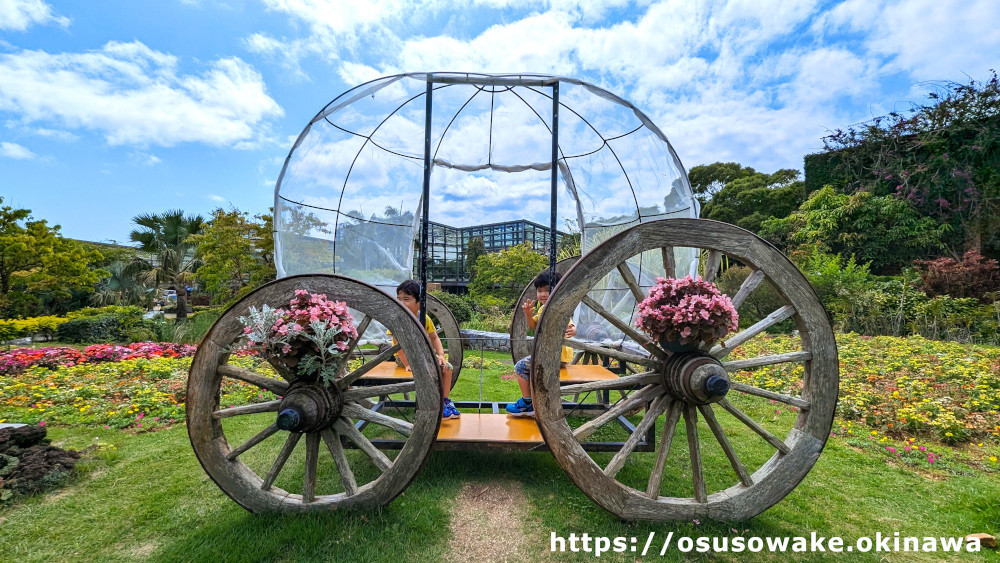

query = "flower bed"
(0, 343), (198, 375)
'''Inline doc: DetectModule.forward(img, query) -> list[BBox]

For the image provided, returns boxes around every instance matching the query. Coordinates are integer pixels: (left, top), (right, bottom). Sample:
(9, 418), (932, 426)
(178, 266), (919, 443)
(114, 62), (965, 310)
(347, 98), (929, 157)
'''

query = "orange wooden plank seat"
(357, 361), (620, 383)
(435, 414), (543, 450)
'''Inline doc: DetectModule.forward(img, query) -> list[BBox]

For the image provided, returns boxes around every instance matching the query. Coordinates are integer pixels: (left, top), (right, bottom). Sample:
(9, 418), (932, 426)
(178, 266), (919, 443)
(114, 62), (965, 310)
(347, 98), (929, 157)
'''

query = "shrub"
(430, 291), (472, 324)
(913, 250), (1000, 303)
(56, 307), (144, 343)
(0, 316), (69, 342)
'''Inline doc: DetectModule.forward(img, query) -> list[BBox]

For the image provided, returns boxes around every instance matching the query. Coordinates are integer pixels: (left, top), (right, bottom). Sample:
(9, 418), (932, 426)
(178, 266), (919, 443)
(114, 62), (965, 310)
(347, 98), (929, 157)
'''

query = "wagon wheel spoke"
(346, 315), (372, 354)
(560, 371), (658, 395)
(565, 338), (659, 368)
(343, 381), (416, 401)
(574, 384), (662, 440)
(227, 423), (280, 461)
(321, 429), (357, 495)
(262, 432), (302, 490)
(334, 419), (392, 472)
(303, 432), (320, 502)
(661, 246), (675, 277)
(698, 404), (753, 487)
(710, 305), (795, 359)
(716, 398), (790, 454)
(730, 382), (810, 409)
(730, 269), (765, 310)
(217, 364), (289, 395)
(604, 395), (670, 478)
(722, 351), (811, 371)
(702, 250), (722, 283)
(342, 402), (413, 437)
(581, 296), (665, 360)
(616, 262), (646, 303)
(213, 400), (281, 419)
(337, 344), (401, 389)
(683, 404), (707, 503)
(646, 400), (682, 498)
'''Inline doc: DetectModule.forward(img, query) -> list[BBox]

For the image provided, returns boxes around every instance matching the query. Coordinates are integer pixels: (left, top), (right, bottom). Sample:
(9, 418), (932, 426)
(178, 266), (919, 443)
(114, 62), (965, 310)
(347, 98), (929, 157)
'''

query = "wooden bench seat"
(436, 413), (542, 444)
(358, 361), (619, 383)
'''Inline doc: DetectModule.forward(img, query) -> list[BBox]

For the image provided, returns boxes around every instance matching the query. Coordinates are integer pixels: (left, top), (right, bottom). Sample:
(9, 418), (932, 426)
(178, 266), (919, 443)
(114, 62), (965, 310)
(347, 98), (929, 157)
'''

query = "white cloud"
(0, 0), (68, 31)
(0, 41), (284, 147)
(0, 140), (35, 159)
(209, 194), (226, 201)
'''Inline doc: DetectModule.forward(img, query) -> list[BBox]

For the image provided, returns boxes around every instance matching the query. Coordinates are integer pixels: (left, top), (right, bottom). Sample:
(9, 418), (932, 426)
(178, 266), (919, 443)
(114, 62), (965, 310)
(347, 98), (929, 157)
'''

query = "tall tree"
(129, 209), (205, 320)
(699, 167), (806, 234)
(190, 208), (275, 305)
(688, 162), (757, 206)
(468, 243), (548, 306)
(465, 236), (486, 281)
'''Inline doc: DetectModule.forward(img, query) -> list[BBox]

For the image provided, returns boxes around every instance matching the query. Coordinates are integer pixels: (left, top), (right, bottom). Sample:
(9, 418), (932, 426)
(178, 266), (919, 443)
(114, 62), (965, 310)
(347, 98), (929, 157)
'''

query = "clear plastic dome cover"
(274, 72), (699, 348)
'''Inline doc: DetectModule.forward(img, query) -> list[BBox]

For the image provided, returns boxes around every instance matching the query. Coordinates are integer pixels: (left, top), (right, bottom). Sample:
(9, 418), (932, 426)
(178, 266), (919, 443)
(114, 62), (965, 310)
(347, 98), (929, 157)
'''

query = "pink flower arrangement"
(239, 290), (357, 383)
(0, 342), (199, 375)
(634, 275), (739, 348)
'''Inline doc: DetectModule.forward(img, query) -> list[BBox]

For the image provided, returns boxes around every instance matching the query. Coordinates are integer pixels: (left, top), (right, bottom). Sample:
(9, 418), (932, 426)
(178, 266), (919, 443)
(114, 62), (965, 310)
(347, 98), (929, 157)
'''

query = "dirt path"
(446, 481), (547, 562)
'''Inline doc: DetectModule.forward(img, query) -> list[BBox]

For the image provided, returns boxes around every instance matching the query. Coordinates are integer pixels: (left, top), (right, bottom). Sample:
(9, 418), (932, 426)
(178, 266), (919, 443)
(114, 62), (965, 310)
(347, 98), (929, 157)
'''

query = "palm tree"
(129, 210), (205, 320)
(91, 260), (151, 307)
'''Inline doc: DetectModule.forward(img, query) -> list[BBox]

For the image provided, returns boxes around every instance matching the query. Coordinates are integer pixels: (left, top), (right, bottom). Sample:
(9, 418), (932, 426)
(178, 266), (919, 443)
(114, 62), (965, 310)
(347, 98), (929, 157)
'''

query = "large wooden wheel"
(509, 256), (578, 364)
(426, 293), (463, 390)
(532, 219), (838, 521)
(188, 274), (442, 512)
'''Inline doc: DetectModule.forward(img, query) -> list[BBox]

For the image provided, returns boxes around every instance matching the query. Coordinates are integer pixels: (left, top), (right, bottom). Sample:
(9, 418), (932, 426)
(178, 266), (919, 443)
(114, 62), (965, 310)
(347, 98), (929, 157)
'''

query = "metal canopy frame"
(418, 75), (561, 327)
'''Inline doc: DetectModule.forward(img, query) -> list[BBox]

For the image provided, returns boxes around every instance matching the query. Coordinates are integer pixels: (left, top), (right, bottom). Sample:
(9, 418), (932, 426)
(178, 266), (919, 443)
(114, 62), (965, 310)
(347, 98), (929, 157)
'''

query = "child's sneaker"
(444, 398), (461, 419)
(505, 397), (534, 417)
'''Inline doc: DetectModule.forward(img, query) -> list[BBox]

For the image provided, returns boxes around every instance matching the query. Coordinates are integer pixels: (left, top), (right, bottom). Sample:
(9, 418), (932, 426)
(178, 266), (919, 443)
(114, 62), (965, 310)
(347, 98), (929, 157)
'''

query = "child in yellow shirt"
(507, 270), (576, 417)
(393, 280), (458, 419)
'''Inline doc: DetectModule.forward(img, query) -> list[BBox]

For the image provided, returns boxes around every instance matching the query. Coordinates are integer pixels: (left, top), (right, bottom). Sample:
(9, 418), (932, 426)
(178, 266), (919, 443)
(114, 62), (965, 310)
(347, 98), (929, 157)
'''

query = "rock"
(966, 533), (997, 549)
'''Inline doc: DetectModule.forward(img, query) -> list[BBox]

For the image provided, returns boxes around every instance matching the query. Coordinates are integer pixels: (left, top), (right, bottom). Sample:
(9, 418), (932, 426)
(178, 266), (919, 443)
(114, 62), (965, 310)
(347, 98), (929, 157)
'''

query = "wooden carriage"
(187, 73), (837, 521)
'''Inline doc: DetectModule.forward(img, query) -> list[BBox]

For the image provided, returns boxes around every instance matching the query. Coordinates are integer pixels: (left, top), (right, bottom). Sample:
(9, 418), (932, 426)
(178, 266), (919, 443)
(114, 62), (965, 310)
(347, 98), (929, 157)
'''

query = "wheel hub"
(661, 351), (730, 405)
(275, 381), (343, 433)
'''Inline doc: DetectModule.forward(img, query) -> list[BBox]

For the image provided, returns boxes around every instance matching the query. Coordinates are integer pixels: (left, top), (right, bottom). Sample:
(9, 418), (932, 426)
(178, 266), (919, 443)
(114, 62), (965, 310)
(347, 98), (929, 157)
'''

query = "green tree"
(91, 261), (150, 307)
(760, 186), (949, 273)
(688, 162), (757, 206)
(129, 209), (205, 320)
(465, 237), (485, 281)
(468, 243), (548, 307)
(190, 208), (276, 305)
(0, 197), (103, 317)
(699, 167), (806, 233)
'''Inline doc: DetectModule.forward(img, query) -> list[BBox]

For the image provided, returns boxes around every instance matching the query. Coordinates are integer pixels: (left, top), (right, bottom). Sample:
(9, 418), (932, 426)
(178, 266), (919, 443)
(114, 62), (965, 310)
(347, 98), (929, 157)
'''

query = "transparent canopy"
(274, 72), (700, 347)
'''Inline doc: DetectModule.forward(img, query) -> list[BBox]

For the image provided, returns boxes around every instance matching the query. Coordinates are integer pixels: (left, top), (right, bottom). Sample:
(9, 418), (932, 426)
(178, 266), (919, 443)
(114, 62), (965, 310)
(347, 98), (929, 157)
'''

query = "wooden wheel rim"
(532, 219), (838, 521)
(426, 293), (463, 390)
(187, 274), (442, 512)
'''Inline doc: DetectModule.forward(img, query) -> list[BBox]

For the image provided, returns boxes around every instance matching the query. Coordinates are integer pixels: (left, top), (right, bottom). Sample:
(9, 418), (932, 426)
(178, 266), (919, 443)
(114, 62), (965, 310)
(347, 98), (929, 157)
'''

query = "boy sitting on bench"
(392, 280), (459, 419)
(507, 270), (576, 417)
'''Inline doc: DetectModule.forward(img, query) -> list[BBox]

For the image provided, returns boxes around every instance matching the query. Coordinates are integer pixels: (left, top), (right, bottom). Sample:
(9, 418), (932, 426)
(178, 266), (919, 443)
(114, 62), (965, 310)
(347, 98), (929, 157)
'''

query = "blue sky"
(2, 0), (999, 244)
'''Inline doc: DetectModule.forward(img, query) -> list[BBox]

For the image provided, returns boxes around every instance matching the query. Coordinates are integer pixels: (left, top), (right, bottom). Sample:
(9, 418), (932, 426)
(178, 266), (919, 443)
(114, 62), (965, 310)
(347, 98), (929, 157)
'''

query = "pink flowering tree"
(635, 276), (739, 348)
(238, 290), (357, 385)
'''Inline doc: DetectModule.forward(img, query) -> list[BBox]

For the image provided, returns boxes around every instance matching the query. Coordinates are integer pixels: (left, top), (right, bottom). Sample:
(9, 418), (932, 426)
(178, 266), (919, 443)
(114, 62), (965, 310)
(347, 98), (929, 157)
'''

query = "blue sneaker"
(444, 399), (461, 419)
(506, 397), (534, 417)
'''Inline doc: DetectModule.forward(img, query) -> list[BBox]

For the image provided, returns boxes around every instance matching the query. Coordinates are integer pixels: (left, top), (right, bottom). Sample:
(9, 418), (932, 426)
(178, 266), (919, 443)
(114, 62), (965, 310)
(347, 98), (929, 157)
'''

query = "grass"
(3, 350), (1000, 561)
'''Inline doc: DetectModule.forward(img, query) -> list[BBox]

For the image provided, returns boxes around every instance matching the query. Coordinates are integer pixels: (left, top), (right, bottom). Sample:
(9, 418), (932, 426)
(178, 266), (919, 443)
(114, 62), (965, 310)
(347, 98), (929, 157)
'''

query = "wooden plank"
(302, 432), (320, 502)
(322, 429), (357, 496)
(261, 432), (301, 490)
(698, 404), (753, 487)
(564, 338), (659, 368)
(703, 250), (723, 283)
(646, 400), (681, 498)
(213, 400), (281, 419)
(342, 403), (414, 436)
(217, 364), (288, 395)
(730, 382), (810, 410)
(722, 351), (812, 371)
(357, 362), (413, 380)
(581, 295), (665, 360)
(560, 364), (625, 384)
(661, 246), (675, 277)
(716, 398), (790, 454)
(683, 404), (706, 503)
(730, 269), (765, 309)
(226, 423), (279, 461)
(338, 344), (402, 387)
(436, 413), (543, 443)
(604, 395), (669, 477)
(560, 371), (658, 394)
(710, 305), (795, 359)
(616, 262), (647, 303)
(343, 381), (416, 400)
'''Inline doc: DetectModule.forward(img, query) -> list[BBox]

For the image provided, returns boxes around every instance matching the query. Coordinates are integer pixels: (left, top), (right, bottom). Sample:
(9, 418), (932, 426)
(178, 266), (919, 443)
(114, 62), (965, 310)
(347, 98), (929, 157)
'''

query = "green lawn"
(2, 350), (1000, 561)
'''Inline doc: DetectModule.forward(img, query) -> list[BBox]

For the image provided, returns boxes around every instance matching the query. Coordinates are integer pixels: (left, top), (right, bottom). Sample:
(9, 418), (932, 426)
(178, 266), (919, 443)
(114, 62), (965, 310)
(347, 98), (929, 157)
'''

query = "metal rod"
(419, 80), (433, 326)
(549, 80), (559, 272)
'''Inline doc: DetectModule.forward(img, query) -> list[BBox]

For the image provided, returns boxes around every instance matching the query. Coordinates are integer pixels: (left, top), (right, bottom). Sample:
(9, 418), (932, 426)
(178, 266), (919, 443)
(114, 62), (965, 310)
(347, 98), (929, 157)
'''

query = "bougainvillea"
(635, 276), (739, 346)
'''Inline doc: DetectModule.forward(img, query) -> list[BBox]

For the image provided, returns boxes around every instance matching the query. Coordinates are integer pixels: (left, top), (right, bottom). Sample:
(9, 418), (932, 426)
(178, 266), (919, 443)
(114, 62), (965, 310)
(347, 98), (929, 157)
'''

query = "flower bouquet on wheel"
(238, 290), (358, 384)
(634, 275), (738, 352)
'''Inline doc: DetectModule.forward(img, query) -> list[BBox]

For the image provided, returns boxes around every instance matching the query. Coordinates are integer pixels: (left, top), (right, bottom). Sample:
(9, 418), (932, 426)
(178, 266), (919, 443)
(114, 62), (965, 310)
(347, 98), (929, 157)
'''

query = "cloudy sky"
(2, 0), (998, 243)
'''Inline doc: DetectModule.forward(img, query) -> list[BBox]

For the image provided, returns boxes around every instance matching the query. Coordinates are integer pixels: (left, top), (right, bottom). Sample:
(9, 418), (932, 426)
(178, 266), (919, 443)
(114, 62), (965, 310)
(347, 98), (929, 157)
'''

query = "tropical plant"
(91, 261), (150, 307)
(129, 210), (205, 320)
